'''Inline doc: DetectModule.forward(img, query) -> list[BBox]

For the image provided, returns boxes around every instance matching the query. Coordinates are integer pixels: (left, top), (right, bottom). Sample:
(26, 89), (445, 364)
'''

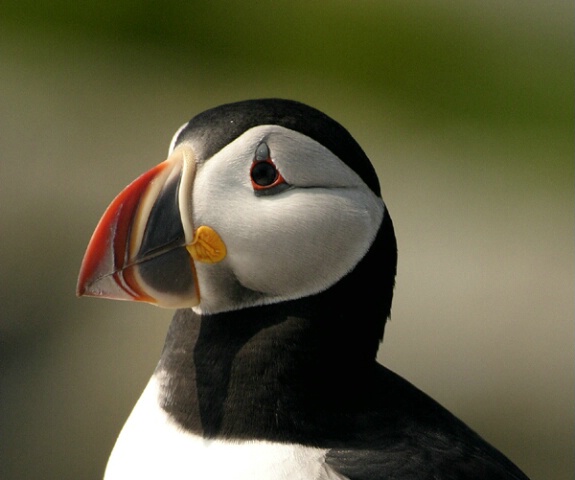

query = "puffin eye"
(250, 142), (288, 194)
(251, 161), (279, 187)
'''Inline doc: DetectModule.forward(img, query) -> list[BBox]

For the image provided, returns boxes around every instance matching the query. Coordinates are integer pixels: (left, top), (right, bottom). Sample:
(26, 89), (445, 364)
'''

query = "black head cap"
(177, 99), (396, 352)
(174, 99), (381, 196)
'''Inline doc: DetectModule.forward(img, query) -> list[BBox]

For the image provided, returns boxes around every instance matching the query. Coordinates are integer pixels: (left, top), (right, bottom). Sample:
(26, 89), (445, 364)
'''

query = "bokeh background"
(1, 1), (572, 479)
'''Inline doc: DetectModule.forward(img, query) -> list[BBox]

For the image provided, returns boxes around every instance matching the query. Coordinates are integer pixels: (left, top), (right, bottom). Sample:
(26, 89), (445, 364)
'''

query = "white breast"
(104, 377), (348, 480)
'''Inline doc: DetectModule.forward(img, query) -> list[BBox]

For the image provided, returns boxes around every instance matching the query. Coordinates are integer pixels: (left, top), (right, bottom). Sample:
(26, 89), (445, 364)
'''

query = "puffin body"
(77, 99), (529, 479)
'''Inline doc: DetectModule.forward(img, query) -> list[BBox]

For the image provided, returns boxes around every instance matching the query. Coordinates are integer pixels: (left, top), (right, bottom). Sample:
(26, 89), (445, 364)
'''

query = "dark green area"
(1, 1), (572, 135)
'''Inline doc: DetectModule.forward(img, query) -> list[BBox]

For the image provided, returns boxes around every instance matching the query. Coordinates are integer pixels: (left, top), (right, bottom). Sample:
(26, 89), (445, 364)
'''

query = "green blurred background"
(1, 1), (572, 479)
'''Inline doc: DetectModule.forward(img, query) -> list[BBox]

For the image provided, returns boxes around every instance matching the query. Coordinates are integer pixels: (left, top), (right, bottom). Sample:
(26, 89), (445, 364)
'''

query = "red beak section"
(77, 146), (201, 308)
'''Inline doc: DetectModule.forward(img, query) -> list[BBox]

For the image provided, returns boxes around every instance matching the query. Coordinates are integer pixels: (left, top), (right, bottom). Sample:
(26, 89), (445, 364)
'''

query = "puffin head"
(77, 99), (396, 338)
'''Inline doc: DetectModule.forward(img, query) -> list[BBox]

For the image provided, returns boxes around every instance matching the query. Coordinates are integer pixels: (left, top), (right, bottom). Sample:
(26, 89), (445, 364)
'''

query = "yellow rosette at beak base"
(186, 225), (227, 264)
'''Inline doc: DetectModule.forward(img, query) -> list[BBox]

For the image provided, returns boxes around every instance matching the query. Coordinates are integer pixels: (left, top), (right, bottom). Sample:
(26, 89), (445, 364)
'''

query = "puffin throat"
(154, 212), (397, 441)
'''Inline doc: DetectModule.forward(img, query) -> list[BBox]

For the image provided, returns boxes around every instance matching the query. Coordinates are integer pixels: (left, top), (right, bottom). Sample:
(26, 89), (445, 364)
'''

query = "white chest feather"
(104, 378), (348, 480)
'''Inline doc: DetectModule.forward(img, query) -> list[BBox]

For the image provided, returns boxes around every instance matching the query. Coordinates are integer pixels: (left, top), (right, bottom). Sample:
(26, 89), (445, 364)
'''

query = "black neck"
(155, 213), (397, 444)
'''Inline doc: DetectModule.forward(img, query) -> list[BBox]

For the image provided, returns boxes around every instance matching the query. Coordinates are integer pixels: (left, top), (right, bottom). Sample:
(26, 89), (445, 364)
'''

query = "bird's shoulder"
(323, 364), (529, 480)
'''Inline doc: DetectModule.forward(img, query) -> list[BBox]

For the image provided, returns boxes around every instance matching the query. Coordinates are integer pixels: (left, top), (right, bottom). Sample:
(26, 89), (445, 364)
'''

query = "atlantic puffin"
(77, 99), (529, 480)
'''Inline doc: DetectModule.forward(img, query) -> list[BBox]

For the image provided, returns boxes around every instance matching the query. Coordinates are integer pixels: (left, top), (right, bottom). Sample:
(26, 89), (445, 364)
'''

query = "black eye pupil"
(251, 161), (278, 187)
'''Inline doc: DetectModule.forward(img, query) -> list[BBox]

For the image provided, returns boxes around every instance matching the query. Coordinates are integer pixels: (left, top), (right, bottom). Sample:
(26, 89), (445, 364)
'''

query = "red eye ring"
(250, 160), (286, 191)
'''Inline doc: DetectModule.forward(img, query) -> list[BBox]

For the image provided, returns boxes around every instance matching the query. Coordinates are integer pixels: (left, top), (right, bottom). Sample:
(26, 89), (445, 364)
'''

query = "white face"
(174, 125), (385, 315)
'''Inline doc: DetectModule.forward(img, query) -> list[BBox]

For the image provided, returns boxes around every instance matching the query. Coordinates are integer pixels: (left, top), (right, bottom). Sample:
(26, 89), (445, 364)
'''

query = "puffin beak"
(76, 145), (226, 308)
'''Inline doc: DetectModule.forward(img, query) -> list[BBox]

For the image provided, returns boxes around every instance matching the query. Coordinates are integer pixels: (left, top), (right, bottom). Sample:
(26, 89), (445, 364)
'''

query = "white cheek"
(188, 125), (384, 311)
(195, 173), (383, 303)
(228, 189), (383, 297)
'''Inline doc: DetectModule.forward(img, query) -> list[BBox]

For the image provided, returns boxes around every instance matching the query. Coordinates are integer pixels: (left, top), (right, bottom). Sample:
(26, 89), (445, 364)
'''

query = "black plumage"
(154, 210), (527, 479)
(79, 99), (530, 479)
